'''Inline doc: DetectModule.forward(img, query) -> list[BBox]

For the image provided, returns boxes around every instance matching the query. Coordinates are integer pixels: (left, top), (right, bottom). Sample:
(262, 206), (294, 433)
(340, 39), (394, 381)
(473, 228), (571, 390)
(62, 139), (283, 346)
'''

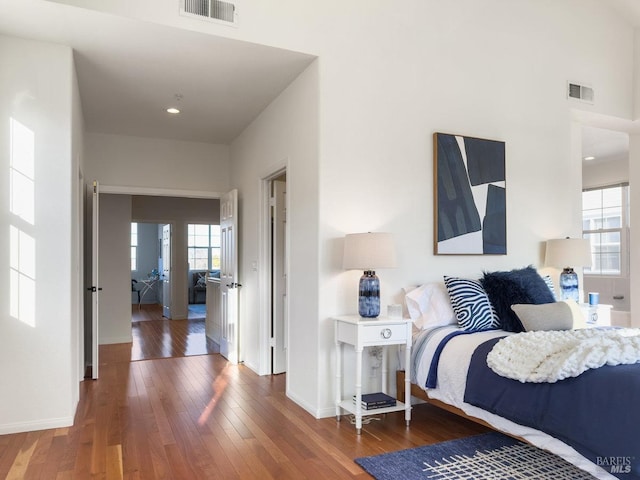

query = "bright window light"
(9, 117), (37, 327)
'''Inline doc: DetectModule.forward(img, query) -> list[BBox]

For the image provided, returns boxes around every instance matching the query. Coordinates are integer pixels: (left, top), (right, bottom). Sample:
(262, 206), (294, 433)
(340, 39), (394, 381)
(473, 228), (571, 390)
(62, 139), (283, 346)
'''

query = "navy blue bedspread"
(464, 337), (640, 479)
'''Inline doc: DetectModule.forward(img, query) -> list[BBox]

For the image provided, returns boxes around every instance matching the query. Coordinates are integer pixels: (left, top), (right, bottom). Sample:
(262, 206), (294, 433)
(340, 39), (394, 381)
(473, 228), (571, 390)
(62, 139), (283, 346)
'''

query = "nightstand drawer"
(360, 323), (407, 345)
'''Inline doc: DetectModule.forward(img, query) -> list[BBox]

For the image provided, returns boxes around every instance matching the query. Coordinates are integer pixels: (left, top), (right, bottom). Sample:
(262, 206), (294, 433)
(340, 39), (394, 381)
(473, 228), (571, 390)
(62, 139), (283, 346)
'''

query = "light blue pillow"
(443, 276), (500, 331)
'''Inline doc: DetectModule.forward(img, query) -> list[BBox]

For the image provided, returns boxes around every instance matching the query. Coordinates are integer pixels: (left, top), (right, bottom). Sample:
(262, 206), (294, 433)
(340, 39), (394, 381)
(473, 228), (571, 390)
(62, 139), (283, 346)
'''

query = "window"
(131, 222), (138, 271)
(187, 224), (221, 270)
(582, 185), (629, 276)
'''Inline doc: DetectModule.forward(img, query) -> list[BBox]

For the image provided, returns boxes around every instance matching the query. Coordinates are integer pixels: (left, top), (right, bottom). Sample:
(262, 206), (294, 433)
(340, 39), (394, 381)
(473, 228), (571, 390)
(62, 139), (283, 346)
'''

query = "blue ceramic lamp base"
(559, 267), (579, 303)
(358, 270), (380, 318)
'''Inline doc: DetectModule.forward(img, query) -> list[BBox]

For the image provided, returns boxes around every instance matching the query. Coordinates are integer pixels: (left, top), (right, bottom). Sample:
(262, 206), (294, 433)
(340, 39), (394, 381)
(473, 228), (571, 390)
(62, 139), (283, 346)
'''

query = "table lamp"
(544, 237), (592, 302)
(343, 232), (397, 318)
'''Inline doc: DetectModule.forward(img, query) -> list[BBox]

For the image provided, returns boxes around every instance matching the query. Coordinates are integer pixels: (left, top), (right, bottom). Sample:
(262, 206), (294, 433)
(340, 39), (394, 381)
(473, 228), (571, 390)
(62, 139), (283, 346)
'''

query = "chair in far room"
(131, 279), (141, 304)
(191, 272), (207, 304)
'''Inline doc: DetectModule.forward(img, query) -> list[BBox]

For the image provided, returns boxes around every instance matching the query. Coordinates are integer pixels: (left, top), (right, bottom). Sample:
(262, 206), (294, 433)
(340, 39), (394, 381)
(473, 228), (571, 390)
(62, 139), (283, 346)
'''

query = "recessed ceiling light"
(166, 107), (180, 114)
(584, 156), (595, 161)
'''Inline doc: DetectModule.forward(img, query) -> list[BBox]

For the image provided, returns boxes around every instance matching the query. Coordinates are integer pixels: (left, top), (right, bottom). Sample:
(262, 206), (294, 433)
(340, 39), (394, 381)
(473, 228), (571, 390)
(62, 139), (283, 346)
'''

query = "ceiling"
(0, 0), (638, 150)
(0, 0), (315, 144)
(581, 126), (629, 165)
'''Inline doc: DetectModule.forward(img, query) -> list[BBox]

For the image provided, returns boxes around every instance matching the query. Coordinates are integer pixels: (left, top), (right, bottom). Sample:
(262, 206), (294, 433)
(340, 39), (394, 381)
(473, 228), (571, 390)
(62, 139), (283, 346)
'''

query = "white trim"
(285, 389), (330, 419)
(99, 335), (133, 345)
(258, 160), (288, 377)
(100, 184), (223, 199)
(258, 177), (271, 376)
(0, 416), (74, 435)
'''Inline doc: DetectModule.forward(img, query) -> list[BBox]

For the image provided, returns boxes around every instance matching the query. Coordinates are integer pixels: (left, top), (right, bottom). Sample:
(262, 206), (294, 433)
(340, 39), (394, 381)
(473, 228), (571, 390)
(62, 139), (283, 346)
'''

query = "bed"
(397, 269), (640, 480)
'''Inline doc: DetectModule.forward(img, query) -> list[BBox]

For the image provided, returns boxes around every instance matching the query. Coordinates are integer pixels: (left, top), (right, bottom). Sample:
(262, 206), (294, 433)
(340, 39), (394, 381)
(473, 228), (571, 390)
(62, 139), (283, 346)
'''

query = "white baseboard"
(99, 335), (132, 344)
(0, 416), (74, 435)
(286, 389), (334, 419)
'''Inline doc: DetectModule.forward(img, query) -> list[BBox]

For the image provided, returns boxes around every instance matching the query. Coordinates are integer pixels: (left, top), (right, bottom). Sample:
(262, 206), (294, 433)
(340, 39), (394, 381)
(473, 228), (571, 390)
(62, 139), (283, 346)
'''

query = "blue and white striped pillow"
(542, 275), (557, 300)
(443, 276), (500, 331)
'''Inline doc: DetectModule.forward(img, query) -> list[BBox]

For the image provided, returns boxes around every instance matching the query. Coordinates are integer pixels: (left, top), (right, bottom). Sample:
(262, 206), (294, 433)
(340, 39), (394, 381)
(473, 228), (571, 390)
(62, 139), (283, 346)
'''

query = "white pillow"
(405, 282), (456, 330)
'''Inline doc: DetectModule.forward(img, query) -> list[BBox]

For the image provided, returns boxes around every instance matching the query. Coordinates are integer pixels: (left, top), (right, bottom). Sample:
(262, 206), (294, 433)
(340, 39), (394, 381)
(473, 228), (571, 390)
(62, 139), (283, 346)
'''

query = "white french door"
(162, 224), (172, 319)
(272, 180), (287, 374)
(220, 189), (239, 364)
(90, 181), (100, 379)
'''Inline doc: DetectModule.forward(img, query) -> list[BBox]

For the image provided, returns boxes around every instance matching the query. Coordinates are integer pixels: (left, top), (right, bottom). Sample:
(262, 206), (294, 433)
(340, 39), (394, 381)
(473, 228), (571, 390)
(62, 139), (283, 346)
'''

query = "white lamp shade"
(545, 238), (592, 268)
(343, 232), (397, 270)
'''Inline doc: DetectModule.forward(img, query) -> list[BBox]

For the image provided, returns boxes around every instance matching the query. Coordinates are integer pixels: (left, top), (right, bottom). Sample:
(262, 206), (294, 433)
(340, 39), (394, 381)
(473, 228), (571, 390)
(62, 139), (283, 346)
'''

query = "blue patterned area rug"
(355, 431), (596, 479)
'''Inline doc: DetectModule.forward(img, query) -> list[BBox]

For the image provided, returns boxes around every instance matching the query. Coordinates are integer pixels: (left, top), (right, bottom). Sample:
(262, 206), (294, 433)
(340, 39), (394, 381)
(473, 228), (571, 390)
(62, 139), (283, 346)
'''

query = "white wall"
(629, 133), (640, 327)
(83, 133), (230, 322)
(71, 51), (86, 392)
(84, 132), (231, 193)
(0, 35), (80, 433)
(99, 194), (133, 343)
(228, 1), (635, 419)
(231, 61), (320, 408)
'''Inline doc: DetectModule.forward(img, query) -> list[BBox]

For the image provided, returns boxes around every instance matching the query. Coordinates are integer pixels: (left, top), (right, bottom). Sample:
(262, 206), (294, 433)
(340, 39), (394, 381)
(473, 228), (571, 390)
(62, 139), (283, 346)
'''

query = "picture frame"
(433, 132), (506, 255)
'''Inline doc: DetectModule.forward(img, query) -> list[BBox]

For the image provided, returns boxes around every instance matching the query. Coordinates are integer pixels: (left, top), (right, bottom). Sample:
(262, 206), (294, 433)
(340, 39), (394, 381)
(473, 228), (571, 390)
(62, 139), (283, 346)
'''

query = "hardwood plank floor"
(131, 305), (218, 361)
(1, 343), (489, 479)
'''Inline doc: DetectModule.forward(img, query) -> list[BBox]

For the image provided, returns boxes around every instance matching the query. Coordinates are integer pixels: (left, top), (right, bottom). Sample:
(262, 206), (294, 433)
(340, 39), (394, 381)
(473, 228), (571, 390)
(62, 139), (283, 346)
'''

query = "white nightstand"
(578, 303), (612, 327)
(334, 315), (412, 434)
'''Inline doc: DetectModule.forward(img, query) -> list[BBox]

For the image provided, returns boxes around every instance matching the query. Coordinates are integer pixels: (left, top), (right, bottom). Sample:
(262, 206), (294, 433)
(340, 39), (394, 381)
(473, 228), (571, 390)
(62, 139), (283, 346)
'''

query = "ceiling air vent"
(568, 82), (594, 104)
(181, 0), (237, 25)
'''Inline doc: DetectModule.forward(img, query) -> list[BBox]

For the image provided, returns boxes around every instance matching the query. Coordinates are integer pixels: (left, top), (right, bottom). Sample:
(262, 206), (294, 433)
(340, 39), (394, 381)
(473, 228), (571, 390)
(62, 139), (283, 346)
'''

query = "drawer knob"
(381, 328), (392, 339)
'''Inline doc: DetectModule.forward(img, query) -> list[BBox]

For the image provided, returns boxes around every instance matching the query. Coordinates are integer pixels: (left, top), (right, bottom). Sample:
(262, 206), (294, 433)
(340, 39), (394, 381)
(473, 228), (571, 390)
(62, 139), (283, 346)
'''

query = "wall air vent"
(568, 82), (594, 104)
(181, 0), (237, 25)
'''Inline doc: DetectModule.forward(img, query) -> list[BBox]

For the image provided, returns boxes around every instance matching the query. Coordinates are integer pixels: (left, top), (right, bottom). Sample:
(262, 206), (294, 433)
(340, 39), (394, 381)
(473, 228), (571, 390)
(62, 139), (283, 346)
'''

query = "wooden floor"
(0, 335), (489, 479)
(131, 305), (218, 361)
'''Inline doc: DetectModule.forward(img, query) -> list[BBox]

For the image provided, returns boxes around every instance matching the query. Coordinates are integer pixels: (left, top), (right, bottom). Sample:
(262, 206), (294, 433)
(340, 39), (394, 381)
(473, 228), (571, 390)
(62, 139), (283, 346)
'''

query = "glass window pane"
(582, 185), (628, 276)
(582, 190), (602, 210)
(211, 247), (221, 268)
(601, 187), (621, 208)
(210, 225), (221, 247)
(131, 246), (137, 271)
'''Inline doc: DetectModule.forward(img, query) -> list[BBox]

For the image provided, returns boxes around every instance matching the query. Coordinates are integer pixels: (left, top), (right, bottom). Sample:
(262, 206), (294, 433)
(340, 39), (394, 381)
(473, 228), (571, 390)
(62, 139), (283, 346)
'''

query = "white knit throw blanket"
(487, 328), (640, 383)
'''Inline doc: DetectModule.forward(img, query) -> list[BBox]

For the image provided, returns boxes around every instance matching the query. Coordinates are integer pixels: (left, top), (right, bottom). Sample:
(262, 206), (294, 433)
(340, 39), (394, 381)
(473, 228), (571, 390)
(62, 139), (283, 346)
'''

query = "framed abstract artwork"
(434, 132), (506, 255)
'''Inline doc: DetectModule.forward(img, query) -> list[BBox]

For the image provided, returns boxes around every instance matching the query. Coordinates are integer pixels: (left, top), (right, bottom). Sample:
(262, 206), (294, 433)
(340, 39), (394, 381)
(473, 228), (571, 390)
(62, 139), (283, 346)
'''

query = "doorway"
(581, 125), (630, 325)
(86, 186), (223, 368)
(263, 170), (288, 375)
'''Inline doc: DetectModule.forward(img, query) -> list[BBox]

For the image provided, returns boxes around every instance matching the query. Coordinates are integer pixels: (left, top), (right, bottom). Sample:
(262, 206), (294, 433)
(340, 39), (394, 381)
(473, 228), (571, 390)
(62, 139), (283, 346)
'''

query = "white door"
(90, 181), (100, 379)
(272, 180), (287, 374)
(162, 224), (171, 319)
(220, 189), (239, 364)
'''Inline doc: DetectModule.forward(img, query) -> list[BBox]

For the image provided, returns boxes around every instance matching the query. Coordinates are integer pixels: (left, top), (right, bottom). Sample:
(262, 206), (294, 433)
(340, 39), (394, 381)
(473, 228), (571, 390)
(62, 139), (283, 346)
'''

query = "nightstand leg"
(404, 328), (412, 426)
(381, 346), (388, 394)
(335, 337), (342, 421)
(355, 346), (363, 434)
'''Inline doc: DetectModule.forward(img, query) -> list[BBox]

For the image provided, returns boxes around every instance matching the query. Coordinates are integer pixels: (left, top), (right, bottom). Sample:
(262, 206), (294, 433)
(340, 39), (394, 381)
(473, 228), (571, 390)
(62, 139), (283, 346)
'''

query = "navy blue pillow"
(480, 266), (556, 332)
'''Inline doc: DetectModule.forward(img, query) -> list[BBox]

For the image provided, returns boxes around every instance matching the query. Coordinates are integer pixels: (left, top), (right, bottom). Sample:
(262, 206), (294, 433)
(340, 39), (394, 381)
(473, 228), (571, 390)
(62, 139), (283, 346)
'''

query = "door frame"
(85, 184), (222, 347)
(258, 164), (290, 376)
